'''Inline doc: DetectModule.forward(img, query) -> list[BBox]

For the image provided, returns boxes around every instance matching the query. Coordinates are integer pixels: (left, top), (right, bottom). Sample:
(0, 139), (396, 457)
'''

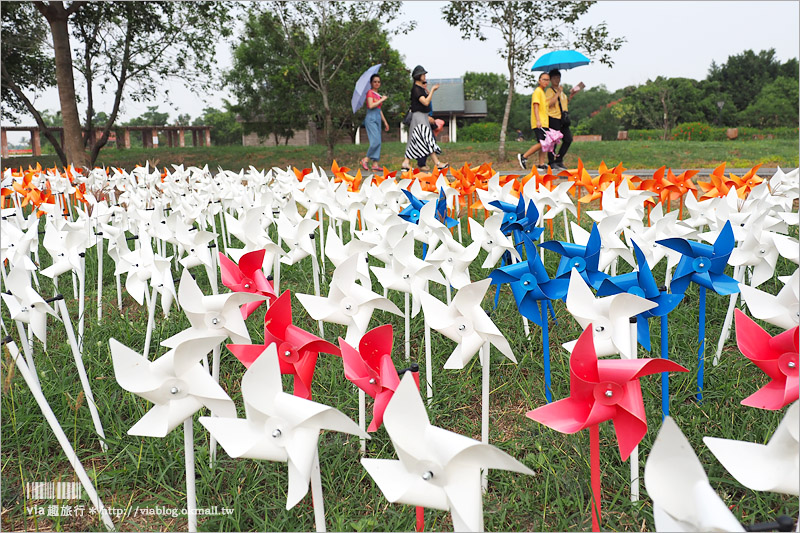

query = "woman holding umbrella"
(400, 65), (448, 172)
(360, 74), (390, 172)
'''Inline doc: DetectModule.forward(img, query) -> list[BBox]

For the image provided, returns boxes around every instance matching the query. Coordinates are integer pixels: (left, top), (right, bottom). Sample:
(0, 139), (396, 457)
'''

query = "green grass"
(1, 205), (798, 532)
(2, 139), (798, 174)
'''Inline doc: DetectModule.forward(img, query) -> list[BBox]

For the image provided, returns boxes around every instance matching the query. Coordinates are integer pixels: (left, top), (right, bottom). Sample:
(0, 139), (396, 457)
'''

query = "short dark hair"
(548, 69), (561, 78)
(538, 72), (549, 80)
(370, 74), (380, 83)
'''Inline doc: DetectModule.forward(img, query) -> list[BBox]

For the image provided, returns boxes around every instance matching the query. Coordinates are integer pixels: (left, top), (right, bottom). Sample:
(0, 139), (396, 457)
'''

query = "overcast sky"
(5, 0), (799, 143)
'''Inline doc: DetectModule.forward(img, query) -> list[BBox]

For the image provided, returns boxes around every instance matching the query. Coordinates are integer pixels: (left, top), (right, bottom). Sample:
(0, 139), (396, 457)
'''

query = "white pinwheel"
(1, 266), (58, 343)
(410, 200), (454, 252)
(371, 234), (445, 316)
(174, 218), (216, 270)
(424, 239), (481, 291)
(644, 417), (745, 532)
(419, 278), (515, 369)
(0, 210), (39, 271)
(278, 215), (319, 266)
(361, 373), (534, 532)
(587, 179), (654, 231)
(224, 207), (283, 267)
(727, 218), (791, 288)
(476, 172), (517, 210)
(110, 335), (235, 437)
(704, 401), (799, 496)
(162, 269), (265, 348)
(468, 215), (520, 269)
(365, 221), (408, 264)
(536, 181), (577, 220)
(623, 204), (696, 269)
(40, 215), (91, 279)
(571, 214), (635, 272)
(324, 225), (373, 287)
(200, 343), (368, 509)
(296, 254), (402, 345)
(563, 269), (657, 359)
(739, 268), (800, 330)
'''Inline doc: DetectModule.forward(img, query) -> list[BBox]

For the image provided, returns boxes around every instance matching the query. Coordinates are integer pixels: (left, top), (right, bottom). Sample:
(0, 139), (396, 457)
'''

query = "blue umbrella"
(351, 63), (382, 114)
(531, 50), (590, 72)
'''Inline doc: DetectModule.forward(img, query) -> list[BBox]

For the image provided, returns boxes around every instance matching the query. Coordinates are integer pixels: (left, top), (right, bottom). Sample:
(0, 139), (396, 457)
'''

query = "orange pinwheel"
(293, 166), (313, 182)
(578, 166), (614, 204)
(726, 164), (764, 199)
(696, 162), (731, 199)
(637, 166), (671, 207)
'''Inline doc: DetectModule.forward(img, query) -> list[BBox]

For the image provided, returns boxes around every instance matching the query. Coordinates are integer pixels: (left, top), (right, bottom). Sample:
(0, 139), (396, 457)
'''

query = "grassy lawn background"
(3, 139), (798, 174)
(1, 202), (797, 531)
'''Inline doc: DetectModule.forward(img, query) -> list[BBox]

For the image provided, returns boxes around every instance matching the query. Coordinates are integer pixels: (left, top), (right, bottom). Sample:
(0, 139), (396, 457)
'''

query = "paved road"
(327, 167), (784, 179)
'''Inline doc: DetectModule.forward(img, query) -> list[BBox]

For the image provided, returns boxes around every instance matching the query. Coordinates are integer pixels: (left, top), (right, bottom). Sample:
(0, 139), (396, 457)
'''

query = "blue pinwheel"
(398, 189), (426, 224)
(490, 197), (543, 245)
(597, 240), (684, 417)
(539, 222), (610, 290)
(435, 187), (458, 229)
(490, 233), (568, 402)
(656, 220), (739, 401)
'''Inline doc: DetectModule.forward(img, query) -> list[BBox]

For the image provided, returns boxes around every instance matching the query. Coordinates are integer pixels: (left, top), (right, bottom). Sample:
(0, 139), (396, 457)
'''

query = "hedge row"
(626, 123), (799, 141)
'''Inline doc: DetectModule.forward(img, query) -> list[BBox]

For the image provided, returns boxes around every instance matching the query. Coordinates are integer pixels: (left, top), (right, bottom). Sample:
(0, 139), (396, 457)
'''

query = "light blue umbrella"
(531, 50), (590, 71)
(351, 63), (382, 113)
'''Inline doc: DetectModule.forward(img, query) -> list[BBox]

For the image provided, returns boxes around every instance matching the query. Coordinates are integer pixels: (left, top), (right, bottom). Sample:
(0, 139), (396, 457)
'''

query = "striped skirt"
(405, 111), (441, 160)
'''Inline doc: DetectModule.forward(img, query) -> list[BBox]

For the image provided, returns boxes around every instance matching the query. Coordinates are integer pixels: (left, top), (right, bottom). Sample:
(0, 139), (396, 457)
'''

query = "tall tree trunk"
(321, 87), (334, 163)
(37, 2), (89, 167)
(499, 69), (515, 162)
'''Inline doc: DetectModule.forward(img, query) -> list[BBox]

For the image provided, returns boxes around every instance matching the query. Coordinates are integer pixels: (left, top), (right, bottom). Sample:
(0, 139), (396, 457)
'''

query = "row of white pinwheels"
(1, 163), (797, 532)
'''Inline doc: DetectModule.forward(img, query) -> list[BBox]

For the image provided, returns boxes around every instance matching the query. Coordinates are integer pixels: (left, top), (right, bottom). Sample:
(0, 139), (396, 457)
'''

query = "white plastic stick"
(56, 298), (107, 450)
(142, 285), (158, 359)
(629, 318), (640, 502)
(15, 320), (40, 389)
(96, 235), (104, 323)
(425, 318), (433, 405)
(209, 343), (221, 466)
(358, 388), (366, 455)
(318, 210), (326, 281)
(6, 341), (116, 531)
(562, 210), (571, 243)
(481, 341), (490, 491)
(310, 249), (324, 337)
(714, 265), (743, 366)
(404, 292), (410, 361)
(115, 271), (123, 311)
(274, 233), (282, 295)
(77, 256), (85, 352)
(184, 418), (198, 532)
(310, 448), (326, 532)
(446, 283), (452, 305)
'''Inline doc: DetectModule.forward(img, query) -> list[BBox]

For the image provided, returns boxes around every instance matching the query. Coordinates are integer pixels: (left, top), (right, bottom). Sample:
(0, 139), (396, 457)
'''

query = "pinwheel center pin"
(487, 240), (493, 245)
(593, 381), (624, 406)
(244, 283), (251, 289)
(456, 318), (475, 338)
(571, 257), (587, 272)
(692, 256), (711, 273)
(422, 471), (433, 481)
(163, 379), (189, 399)
(520, 273), (537, 289)
(759, 249), (767, 255)
(779, 353), (798, 376)
(207, 314), (224, 328)
(278, 342), (302, 364)
(339, 297), (361, 317)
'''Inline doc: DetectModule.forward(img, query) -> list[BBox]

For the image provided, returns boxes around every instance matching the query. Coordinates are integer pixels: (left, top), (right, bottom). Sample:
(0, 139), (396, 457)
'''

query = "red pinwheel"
(227, 290), (340, 400)
(339, 325), (419, 432)
(528, 325), (688, 461)
(734, 309), (799, 410)
(219, 250), (277, 319)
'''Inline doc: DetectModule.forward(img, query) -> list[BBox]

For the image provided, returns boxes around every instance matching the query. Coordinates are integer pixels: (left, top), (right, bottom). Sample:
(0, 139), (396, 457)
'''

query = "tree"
(565, 84), (614, 126)
(226, 7), (312, 146)
(707, 49), (785, 113)
(442, 1), (624, 161)
(124, 106), (169, 126)
(2, 1), (233, 167)
(175, 114), (193, 126)
(270, 1), (411, 163)
(193, 104), (243, 146)
(738, 76), (800, 128)
(613, 77), (703, 139)
(463, 71), (509, 125)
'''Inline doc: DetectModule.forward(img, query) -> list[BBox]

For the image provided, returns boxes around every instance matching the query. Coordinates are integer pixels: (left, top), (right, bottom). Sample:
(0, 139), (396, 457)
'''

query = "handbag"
(403, 110), (412, 126)
(558, 96), (571, 127)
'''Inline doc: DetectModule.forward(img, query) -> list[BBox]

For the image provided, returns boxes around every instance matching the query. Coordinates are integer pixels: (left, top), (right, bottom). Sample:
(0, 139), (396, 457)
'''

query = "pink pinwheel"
(527, 326), (688, 461)
(227, 291), (340, 400)
(734, 309), (799, 410)
(219, 250), (277, 319)
(339, 325), (420, 432)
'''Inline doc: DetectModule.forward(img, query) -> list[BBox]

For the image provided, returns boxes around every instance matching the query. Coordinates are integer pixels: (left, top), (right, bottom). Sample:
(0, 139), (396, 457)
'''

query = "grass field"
(1, 198), (797, 532)
(2, 139), (798, 174)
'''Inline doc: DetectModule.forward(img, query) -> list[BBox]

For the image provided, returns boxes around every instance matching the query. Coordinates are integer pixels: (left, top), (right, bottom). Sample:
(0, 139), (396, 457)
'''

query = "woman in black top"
(401, 65), (447, 172)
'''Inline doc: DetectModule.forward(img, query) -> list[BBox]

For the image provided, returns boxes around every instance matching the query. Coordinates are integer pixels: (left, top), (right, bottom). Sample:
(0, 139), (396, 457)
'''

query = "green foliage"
(124, 106), (170, 127)
(566, 84), (616, 127)
(738, 76), (800, 128)
(463, 71), (509, 124)
(458, 122), (502, 142)
(707, 48), (792, 112)
(0, 2), (55, 121)
(670, 122), (714, 141)
(572, 106), (620, 141)
(192, 104), (243, 146)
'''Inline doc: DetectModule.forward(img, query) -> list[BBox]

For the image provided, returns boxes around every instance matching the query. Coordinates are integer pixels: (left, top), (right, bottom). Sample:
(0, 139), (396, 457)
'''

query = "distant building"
(240, 78), (487, 146)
